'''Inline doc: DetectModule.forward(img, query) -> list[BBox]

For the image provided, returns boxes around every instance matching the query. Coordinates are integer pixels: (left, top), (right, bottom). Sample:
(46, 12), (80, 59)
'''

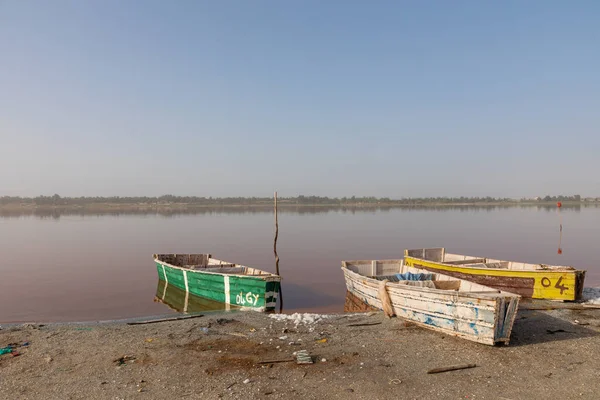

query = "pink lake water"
(0, 205), (598, 322)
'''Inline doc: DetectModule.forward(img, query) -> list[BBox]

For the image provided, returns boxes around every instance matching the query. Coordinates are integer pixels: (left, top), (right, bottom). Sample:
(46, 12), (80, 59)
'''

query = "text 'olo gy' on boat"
(342, 259), (520, 345)
(153, 254), (281, 312)
(403, 248), (586, 301)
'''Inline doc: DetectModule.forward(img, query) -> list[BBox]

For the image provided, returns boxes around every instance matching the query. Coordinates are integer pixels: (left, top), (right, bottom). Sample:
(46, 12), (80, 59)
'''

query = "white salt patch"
(269, 313), (332, 326)
(582, 287), (600, 305)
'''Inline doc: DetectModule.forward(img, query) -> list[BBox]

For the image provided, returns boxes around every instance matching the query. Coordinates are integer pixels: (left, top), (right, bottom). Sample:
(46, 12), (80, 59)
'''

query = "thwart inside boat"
(370, 272), (461, 290)
(153, 254), (276, 276)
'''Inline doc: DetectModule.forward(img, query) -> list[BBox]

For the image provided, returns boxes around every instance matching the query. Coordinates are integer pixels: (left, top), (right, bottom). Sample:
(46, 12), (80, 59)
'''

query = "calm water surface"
(1, 206), (599, 322)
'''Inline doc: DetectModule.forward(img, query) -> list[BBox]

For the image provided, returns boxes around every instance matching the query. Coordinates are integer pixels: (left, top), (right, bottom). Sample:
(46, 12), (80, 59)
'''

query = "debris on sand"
(427, 364), (477, 374)
(1, 342), (31, 356)
(296, 350), (313, 365)
(114, 355), (136, 366)
(0, 348), (12, 356)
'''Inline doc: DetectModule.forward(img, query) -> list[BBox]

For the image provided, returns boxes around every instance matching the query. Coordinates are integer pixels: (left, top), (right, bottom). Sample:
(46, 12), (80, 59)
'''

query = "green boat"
(153, 254), (281, 312)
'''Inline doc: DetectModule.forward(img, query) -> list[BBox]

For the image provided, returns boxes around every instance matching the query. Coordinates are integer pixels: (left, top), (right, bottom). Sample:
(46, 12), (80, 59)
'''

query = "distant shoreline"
(3, 194), (597, 212)
(0, 200), (596, 213)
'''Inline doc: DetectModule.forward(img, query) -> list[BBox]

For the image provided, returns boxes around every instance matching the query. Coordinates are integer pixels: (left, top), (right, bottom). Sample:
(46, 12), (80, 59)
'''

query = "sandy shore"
(1, 306), (600, 400)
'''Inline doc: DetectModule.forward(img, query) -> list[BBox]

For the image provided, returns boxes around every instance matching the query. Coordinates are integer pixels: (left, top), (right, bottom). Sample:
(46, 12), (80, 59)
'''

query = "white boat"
(341, 259), (520, 345)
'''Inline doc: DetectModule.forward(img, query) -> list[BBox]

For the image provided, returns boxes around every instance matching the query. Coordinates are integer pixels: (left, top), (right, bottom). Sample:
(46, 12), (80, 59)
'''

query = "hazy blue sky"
(1, 1), (599, 198)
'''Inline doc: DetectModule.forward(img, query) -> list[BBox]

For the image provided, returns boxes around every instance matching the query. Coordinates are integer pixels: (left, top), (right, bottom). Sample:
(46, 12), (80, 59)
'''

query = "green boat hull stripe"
(224, 275), (231, 305)
(182, 270), (189, 313)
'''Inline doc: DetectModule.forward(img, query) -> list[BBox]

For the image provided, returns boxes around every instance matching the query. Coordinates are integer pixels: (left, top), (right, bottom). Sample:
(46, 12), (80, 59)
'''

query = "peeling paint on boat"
(342, 258), (520, 346)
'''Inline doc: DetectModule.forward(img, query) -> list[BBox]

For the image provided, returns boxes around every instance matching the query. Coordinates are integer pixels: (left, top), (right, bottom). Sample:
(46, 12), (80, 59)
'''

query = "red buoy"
(557, 201), (562, 208)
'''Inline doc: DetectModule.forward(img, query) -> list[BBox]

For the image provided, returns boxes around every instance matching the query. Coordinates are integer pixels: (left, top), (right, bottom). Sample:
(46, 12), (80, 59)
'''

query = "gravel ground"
(1, 307), (600, 400)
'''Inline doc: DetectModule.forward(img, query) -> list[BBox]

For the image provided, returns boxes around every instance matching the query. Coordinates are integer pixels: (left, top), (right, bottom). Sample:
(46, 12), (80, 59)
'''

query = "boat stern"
(493, 295), (521, 345)
(574, 270), (586, 301)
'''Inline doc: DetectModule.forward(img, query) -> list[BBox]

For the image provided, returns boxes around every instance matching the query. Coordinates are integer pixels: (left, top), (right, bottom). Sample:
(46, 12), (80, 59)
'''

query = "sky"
(1, 1), (599, 198)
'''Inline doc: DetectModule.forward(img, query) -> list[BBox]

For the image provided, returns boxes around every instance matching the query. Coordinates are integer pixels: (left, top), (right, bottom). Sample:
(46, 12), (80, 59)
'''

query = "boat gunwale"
(404, 255), (585, 278)
(404, 248), (584, 273)
(155, 258), (281, 282)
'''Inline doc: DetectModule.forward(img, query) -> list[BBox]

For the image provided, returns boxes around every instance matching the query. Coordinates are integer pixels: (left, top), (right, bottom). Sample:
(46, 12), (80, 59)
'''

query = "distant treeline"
(0, 194), (596, 206)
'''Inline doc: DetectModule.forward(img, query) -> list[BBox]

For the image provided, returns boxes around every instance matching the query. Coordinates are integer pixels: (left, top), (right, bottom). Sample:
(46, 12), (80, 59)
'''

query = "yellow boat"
(404, 248), (586, 301)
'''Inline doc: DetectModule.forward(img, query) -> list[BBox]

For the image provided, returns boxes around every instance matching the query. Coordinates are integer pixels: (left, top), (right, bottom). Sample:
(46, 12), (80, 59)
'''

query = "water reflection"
(0, 203), (594, 219)
(154, 279), (241, 314)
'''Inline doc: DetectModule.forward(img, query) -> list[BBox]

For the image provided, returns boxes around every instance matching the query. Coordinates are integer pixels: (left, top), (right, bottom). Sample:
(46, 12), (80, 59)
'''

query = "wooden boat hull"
(344, 290), (379, 313)
(404, 248), (585, 301)
(342, 260), (520, 346)
(154, 255), (280, 312)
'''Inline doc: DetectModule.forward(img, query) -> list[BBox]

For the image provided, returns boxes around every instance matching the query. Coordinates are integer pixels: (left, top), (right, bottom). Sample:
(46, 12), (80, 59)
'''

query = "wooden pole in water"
(557, 205), (563, 254)
(274, 191), (283, 312)
(274, 191), (279, 275)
